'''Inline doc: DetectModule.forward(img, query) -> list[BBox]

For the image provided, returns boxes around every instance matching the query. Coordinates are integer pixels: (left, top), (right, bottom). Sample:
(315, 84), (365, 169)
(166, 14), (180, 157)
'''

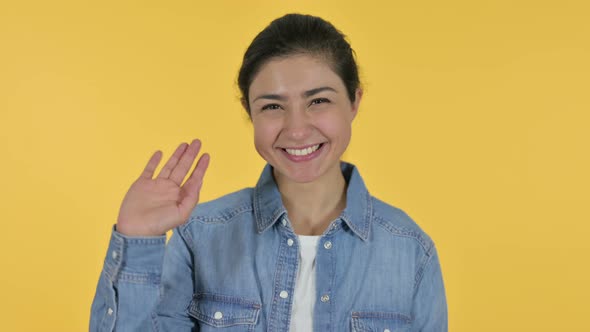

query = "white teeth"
(285, 144), (321, 156)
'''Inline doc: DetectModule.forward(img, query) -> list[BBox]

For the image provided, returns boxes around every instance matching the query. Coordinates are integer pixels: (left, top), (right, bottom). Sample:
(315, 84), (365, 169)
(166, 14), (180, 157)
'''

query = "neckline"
(297, 234), (321, 245)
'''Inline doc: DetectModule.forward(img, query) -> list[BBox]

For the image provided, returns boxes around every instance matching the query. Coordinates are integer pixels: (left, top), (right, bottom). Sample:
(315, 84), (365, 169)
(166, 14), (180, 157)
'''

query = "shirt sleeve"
(153, 225), (197, 330)
(411, 245), (448, 332)
(89, 226), (166, 332)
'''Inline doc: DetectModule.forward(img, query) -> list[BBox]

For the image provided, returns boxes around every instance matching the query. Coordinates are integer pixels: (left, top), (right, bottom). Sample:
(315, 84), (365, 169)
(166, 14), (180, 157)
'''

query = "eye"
(261, 103), (281, 111)
(310, 98), (330, 106)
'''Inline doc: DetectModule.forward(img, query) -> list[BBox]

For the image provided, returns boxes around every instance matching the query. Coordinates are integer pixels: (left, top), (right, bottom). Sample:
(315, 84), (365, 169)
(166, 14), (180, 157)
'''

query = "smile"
(284, 144), (321, 156)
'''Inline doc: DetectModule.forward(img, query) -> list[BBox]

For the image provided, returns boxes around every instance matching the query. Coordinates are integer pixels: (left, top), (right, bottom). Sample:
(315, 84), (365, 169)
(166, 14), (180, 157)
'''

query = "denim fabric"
(90, 162), (447, 331)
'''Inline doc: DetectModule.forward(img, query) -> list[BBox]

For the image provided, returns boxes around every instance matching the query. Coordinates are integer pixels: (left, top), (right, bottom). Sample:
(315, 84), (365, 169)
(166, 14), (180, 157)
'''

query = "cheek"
(253, 119), (279, 151)
(317, 113), (352, 143)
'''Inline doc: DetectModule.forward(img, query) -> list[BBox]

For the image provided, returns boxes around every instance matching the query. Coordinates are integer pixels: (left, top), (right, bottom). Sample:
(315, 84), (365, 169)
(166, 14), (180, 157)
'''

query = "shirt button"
(281, 219), (287, 226)
(214, 311), (223, 320)
(111, 251), (118, 260)
(287, 238), (294, 246)
(320, 294), (330, 302)
(323, 241), (332, 250)
(107, 308), (114, 315)
(280, 290), (289, 299)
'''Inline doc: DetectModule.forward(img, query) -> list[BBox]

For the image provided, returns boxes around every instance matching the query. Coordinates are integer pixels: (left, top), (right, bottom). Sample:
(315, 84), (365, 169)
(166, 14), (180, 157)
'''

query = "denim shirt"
(90, 162), (447, 331)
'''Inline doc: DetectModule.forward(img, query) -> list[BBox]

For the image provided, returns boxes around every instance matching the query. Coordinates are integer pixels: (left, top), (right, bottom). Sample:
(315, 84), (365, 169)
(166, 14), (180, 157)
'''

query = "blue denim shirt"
(90, 162), (447, 331)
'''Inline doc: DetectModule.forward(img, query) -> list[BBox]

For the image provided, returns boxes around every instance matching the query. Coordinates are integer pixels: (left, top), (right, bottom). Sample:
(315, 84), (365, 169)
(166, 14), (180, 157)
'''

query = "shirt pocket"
(351, 311), (412, 332)
(188, 292), (261, 330)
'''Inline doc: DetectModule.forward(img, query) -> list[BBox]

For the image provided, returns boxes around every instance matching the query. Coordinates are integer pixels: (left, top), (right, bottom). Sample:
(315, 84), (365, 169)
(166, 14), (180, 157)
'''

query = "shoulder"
(169, 188), (256, 256)
(181, 187), (254, 228)
(370, 195), (435, 255)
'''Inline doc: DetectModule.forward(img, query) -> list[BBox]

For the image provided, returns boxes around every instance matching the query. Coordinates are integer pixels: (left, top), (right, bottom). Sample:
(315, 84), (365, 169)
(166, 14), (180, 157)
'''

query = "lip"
(279, 142), (326, 162)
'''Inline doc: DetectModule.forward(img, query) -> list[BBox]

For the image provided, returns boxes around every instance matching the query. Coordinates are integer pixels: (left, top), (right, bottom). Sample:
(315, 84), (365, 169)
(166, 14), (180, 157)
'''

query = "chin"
(273, 163), (328, 185)
(286, 173), (321, 184)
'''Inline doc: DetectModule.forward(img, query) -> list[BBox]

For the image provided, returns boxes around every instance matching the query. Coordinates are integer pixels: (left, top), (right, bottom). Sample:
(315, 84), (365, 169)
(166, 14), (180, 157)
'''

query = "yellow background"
(1, 0), (588, 330)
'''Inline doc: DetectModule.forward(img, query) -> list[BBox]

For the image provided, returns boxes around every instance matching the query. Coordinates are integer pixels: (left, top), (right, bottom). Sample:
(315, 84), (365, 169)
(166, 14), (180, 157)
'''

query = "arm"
(154, 227), (197, 330)
(89, 226), (199, 331)
(412, 245), (448, 332)
(90, 139), (209, 331)
(89, 227), (166, 332)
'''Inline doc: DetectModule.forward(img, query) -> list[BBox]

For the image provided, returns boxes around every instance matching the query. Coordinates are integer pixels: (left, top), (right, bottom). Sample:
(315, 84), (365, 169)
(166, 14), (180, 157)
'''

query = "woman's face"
(248, 54), (362, 184)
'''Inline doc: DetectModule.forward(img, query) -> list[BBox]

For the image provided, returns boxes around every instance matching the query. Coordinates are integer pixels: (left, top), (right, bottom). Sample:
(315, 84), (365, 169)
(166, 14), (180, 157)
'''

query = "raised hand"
(116, 139), (210, 236)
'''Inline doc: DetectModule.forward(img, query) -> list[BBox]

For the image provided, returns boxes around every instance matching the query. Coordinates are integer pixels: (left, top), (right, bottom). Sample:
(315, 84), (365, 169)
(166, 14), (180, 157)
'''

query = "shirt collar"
(253, 161), (372, 241)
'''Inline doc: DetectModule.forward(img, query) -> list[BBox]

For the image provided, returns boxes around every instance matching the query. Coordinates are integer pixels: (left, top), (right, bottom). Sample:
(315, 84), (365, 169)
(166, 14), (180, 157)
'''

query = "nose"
(283, 107), (313, 141)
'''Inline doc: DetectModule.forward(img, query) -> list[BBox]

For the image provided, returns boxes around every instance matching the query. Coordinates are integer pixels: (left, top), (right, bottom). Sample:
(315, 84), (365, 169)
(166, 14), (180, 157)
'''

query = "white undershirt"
(289, 235), (320, 332)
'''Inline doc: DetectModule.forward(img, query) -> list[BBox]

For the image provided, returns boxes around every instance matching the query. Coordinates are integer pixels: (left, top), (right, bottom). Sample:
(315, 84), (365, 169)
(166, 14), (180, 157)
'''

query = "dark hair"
(237, 13), (361, 115)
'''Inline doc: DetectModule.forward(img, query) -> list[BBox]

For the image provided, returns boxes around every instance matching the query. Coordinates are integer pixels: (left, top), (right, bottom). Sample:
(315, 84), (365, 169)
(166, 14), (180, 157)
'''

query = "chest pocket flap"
(188, 293), (261, 328)
(351, 311), (412, 332)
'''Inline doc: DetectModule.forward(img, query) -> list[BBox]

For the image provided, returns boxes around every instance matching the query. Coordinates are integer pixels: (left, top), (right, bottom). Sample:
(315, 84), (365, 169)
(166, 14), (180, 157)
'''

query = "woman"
(90, 13), (447, 332)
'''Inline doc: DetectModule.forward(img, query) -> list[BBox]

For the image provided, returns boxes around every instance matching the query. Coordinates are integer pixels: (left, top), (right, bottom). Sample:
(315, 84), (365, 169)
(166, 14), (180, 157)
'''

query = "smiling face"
(248, 54), (362, 185)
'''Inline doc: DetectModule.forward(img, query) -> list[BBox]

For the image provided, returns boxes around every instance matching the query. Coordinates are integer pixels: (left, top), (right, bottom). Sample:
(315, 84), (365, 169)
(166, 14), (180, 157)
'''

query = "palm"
(116, 139), (210, 236)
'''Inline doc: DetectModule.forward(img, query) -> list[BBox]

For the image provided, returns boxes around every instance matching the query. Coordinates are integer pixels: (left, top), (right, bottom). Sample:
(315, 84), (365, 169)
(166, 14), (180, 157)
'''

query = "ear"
(350, 88), (363, 120)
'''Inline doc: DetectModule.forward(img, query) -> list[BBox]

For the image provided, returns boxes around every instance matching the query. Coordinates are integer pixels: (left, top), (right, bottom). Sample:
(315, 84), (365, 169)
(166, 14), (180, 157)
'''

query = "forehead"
(249, 55), (344, 98)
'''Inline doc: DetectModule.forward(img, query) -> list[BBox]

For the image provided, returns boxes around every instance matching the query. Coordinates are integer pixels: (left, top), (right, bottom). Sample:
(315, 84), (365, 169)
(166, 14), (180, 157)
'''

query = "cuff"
(103, 225), (166, 281)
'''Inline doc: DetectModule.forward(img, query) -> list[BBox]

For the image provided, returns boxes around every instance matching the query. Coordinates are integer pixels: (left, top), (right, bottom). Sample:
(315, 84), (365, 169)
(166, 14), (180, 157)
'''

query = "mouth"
(282, 143), (324, 156)
(277, 142), (326, 162)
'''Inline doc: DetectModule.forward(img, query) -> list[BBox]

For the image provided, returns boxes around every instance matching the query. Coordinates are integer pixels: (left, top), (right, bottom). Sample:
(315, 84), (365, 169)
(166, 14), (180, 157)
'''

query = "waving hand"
(116, 139), (210, 236)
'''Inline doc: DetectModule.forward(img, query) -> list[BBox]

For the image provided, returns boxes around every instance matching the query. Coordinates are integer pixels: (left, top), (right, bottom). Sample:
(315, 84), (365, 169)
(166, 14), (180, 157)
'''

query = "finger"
(156, 142), (188, 179)
(169, 139), (202, 186)
(140, 150), (163, 179)
(178, 153), (210, 216)
(185, 153), (210, 191)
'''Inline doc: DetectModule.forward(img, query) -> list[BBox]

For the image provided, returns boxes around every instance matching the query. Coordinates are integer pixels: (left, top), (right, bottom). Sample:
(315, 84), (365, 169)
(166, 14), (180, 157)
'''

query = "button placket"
(268, 226), (299, 331)
(314, 230), (335, 328)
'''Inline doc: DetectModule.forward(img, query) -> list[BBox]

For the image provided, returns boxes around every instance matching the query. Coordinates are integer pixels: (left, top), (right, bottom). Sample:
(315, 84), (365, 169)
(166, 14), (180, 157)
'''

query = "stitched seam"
(363, 192), (372, 240)
(328, 235), (336, 329)
(122, 238), (165, 245)
(351, 311), (412, 322)
(268, 229), (287, 331)
(106, 234), (124, 282)
(181, 226), (195, 253)
(151, 312), (161, 332)
(117, 271), (161, 285)
(189, 204), (253, 224)
(413, 250), (435, 291)
(373, 215), (432, 253)
(255, 186), (263, 231)
(187, 294), (260, 327)
(194, 293), (261, 307)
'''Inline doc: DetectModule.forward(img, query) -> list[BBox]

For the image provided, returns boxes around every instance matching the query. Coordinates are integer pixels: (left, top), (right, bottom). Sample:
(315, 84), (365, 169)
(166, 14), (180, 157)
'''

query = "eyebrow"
(252, 86), (337, 103)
